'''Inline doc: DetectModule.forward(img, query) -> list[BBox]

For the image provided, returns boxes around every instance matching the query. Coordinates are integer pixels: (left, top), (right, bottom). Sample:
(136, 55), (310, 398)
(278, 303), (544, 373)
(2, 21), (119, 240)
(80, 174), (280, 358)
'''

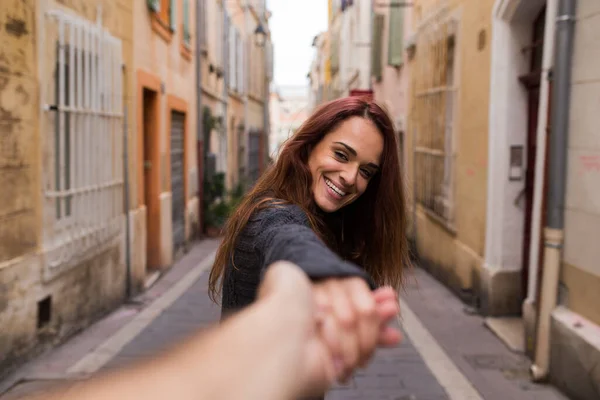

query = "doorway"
(519, 6), (549, 302)
(142, 88), (161, 270)
(170, 111), (186, 258)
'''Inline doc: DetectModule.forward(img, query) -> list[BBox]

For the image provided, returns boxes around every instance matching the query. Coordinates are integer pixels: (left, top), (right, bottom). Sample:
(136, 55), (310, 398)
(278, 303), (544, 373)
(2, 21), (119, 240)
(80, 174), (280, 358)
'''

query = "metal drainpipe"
(531, 0), (577, 382)
(244, 2), (250, 182)
(223, 9), (229, 177)
(120, 61), (132, 299)
(123, 102), (132, 299)
(196, 0), (204, 233)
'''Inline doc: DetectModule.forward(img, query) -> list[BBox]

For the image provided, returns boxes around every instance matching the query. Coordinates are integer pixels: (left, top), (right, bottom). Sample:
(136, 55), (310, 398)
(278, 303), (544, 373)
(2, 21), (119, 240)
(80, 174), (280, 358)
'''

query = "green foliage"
(203, 174), (247, 230)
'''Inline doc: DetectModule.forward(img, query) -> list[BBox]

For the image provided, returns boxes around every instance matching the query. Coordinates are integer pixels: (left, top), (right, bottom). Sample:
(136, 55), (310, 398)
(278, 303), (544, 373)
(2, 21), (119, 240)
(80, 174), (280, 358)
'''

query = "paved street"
(102, 260), (448, 400)
(0, 240), (570, 400)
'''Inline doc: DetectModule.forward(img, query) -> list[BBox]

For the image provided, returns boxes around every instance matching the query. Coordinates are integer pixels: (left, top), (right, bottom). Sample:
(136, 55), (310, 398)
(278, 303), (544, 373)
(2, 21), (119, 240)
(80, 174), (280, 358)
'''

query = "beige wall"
(0, 0), (133, 375)
(407, 0), (494, 291)
(0, 0), (39, 264)
(561, 0), (600, 326)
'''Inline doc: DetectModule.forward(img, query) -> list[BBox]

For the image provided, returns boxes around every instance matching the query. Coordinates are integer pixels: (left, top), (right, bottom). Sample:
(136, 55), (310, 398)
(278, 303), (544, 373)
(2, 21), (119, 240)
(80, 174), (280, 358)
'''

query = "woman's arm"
(252, 205), (375, 288)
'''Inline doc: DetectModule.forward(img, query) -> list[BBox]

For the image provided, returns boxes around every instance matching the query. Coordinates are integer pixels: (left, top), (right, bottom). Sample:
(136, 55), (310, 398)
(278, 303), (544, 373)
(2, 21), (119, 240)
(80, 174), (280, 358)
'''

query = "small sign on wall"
(509, 145), (524, 181)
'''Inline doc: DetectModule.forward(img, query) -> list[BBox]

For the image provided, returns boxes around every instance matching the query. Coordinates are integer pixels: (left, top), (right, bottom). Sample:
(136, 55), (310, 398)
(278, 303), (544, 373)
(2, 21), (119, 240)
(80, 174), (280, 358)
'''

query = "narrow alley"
(0, 240), (568, 400)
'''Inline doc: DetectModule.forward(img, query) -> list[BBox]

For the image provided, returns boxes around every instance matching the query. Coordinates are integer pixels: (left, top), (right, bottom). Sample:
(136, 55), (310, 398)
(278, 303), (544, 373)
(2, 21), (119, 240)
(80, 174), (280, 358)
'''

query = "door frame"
(137, 69), (163, 270)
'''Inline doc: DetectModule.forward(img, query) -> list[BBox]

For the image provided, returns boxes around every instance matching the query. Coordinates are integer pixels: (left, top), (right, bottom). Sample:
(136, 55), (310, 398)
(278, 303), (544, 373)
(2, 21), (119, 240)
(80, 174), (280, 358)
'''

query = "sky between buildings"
(267, 0), (328, 87)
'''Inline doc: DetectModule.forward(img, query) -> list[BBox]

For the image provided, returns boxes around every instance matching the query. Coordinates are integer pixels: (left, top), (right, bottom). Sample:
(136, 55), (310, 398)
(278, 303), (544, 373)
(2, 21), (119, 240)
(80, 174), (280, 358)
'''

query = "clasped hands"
(257, 261), (402, 397)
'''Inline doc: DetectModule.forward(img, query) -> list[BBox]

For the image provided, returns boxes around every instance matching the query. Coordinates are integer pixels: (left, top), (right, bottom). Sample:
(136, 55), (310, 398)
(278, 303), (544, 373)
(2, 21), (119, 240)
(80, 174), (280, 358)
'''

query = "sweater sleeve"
(249, 205), (376, 289)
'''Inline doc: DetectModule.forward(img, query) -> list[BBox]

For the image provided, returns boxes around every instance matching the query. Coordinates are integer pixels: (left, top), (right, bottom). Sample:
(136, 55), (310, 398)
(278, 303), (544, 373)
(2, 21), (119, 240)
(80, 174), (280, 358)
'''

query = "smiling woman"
(207, 96), (409, 395)
(308, 117), (383, 212)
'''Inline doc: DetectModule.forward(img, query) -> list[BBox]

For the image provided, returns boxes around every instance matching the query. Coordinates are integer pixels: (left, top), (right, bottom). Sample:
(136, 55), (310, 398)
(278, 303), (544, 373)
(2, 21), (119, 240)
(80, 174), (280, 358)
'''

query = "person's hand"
(257, 263), (401, 397)
(256, 261), (337, 397)
(312, 278), (401, 382)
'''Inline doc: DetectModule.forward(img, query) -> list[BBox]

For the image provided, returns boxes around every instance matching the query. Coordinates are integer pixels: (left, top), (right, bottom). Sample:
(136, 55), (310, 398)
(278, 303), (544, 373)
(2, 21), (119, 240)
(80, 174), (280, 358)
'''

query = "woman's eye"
(334, 151), (348, 161)
(361, 169), (373, 179)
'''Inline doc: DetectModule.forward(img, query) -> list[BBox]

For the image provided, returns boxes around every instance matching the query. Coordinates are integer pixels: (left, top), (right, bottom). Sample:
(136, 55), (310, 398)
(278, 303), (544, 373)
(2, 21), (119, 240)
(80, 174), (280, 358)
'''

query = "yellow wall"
(0, 0), (39, 264)
(0, 0), (134, 373)
(560, 1), (600, 326)
(407, 0), (494, 290)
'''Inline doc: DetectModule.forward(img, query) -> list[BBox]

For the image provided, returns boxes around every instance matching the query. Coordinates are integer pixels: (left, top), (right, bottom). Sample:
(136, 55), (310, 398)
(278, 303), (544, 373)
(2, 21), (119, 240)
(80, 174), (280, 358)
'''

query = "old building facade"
(0, 0), (272, 378)
(132, 0), (200, 279)
(0, 0), (134, 376)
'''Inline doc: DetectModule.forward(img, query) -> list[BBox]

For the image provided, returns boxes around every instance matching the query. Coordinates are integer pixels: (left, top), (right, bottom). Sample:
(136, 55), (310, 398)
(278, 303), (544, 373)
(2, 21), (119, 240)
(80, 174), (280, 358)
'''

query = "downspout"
(121, 61), (132, 299)
(196, 0), (204, 234)
(243, 1), (250, 183)
(525, 0), (559, 312)
(222, 9), (229, 177)
(530, 0), (576, 382)
(123, 101), (132, 298)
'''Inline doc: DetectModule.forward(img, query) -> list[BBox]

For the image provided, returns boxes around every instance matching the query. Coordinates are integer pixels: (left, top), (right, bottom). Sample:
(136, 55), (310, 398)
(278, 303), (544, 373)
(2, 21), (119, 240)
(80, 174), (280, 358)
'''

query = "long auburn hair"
(208, 96), (410, 303)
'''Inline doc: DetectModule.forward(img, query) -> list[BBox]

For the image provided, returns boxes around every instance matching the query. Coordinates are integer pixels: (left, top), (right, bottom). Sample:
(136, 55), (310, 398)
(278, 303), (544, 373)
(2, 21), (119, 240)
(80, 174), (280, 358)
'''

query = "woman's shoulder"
(249, 199), (310, 225)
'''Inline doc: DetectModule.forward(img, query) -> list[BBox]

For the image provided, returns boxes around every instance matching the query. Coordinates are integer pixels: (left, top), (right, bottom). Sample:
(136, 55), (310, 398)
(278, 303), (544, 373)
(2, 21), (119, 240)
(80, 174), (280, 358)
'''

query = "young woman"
(208, 96), (409, 386)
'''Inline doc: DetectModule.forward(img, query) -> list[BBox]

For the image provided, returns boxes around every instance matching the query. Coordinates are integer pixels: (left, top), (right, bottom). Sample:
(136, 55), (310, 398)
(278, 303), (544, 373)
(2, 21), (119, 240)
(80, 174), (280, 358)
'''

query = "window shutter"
(388, 5), (404, 66)
(229, 26), (237, 90)
(199, 0), (206, 49)
(238, 33), (244, 94)
(371, 14), (384, 81)
(169, 0), (176, 32)
(330, 33), (339, 73)
(183, 0), (190, 45)
(147, 0), (160, 12)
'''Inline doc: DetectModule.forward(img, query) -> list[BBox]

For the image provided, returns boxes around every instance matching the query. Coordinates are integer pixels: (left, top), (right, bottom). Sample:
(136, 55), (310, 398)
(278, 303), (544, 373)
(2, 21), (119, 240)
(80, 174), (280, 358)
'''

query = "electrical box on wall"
(509, 145), (523, 181)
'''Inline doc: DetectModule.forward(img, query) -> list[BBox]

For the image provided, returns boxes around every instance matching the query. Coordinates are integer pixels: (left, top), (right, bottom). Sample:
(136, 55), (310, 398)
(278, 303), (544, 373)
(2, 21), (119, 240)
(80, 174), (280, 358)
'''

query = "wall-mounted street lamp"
(254, 22), (267, 47)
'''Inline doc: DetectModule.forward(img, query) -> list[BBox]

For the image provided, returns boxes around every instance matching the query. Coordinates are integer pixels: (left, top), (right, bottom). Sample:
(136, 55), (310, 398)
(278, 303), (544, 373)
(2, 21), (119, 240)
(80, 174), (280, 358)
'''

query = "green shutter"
(183, 0), (190, 45)
(371, 14), (384, 81)
(147, 0), (160, 12)
(388, 5), (404, 66)
(330, 33), (339, 73)
(169, 0), (176, 32)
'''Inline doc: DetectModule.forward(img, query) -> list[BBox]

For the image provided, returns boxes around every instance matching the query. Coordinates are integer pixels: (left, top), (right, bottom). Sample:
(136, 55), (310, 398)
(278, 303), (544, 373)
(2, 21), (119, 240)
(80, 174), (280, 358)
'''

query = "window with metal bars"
(42, 9), (124, 277)
(412, 25), (457, 225)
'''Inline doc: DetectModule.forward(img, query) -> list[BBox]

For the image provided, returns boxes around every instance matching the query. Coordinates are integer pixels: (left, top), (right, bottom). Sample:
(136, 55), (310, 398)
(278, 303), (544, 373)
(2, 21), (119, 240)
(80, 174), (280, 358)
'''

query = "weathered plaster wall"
(0, 0), (134, 377)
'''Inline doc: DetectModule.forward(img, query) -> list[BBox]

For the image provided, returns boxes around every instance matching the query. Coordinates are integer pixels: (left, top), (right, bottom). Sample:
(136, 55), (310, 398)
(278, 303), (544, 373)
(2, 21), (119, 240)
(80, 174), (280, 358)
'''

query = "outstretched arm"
(27, 262), (401, 400)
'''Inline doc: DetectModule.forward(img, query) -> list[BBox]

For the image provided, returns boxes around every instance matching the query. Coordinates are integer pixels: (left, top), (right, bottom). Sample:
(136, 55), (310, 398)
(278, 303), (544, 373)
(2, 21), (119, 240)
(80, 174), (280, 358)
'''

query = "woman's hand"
(312, 277), (401, 382)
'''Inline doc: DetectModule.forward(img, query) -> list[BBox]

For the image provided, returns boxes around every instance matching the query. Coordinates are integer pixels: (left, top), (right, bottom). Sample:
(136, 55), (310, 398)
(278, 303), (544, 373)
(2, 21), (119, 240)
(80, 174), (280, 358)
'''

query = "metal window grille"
(42, 9), (124, 278)
(411, 21), (457, 225)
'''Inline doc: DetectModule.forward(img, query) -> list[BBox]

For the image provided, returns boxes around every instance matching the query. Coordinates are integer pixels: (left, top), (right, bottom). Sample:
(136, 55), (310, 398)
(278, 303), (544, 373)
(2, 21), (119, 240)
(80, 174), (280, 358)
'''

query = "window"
(43, 9), (124, 277)
(149, 0), (176, 41)
(412, 23), (457, 226)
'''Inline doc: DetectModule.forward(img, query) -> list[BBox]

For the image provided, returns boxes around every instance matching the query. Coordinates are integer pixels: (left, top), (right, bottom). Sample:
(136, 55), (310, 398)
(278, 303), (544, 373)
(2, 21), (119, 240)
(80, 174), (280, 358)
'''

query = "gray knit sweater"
(221, 203), (374, 317)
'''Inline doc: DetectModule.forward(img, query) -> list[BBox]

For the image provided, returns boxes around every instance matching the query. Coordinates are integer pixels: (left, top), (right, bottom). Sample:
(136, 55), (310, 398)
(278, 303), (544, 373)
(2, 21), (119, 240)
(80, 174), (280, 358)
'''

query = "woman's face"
(308, 116), (384, 213)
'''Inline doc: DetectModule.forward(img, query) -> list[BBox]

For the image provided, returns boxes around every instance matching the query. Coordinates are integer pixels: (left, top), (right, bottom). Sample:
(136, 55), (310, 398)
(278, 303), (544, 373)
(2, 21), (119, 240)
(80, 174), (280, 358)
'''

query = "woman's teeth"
(325, 178), (346, 197)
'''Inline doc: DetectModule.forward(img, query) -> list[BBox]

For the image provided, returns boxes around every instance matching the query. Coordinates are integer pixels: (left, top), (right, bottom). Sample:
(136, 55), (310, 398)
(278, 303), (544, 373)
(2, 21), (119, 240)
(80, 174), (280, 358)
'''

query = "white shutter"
(237, 32), (244, 94)
(229, 25), (236, 90)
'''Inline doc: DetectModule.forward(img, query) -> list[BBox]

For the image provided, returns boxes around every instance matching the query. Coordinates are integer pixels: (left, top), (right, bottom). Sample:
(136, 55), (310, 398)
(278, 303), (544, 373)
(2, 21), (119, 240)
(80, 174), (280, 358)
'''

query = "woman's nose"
(339, 165), (359, 187)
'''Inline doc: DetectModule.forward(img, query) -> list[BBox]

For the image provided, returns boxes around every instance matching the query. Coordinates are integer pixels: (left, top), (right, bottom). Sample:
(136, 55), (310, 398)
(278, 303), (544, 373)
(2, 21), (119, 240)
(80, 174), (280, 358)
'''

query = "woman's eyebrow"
(334, 141), (357, 156)
(334, 141), (380, 169)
